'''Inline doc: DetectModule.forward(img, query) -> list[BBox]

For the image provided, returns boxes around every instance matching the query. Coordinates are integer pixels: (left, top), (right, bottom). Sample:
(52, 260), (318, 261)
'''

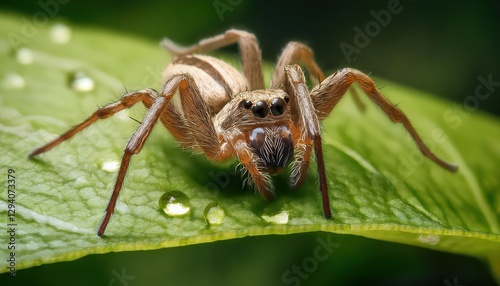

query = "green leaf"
(1, 12), (499, 278)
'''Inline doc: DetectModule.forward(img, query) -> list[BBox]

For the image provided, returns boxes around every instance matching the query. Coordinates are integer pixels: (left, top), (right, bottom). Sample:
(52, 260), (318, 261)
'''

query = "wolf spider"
(29, 29), (458, 236)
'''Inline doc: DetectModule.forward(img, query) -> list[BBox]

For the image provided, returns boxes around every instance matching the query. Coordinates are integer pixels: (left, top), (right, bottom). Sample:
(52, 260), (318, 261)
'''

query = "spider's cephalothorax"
(29, 29), (458, 236)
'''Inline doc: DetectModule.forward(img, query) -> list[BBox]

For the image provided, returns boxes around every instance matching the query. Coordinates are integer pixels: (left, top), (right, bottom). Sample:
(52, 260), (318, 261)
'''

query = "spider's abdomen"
(248, 125), (294, 174)
(163, 55), (249, 113)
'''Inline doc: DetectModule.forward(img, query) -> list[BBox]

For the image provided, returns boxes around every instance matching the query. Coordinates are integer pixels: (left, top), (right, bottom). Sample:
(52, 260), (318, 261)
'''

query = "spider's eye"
(252, 100), (269, 118)
(270, 97), (287, 116)
(284, 96), (290, 103)
(241, 100), (252, 109)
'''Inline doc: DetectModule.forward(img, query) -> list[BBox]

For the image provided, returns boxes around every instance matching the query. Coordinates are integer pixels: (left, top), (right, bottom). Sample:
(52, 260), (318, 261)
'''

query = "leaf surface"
(0, 13), (499, 274)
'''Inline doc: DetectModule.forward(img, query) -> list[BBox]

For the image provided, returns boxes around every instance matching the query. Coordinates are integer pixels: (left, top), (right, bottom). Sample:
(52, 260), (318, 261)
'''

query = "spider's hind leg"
(161, 29), (264, 90)
(272, 41), (325, 89)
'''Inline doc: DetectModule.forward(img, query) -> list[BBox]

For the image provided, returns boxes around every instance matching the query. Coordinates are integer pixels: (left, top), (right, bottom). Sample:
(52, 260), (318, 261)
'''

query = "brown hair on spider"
(29, 29), (458, 236)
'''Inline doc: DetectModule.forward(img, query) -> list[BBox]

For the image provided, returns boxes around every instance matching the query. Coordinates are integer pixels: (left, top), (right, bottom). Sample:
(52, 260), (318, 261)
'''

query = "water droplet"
(100, 160), (120, 173)
(50, 23), (72, 44)
(261, 208), (289, 224)
(16, 47), (34, 65)
(159, 191), (191, 217)
(70, 71), (95, 92)
(3, 72), (25, 89)
(417, 234), (440, 245)
(204, 202), (225, 225)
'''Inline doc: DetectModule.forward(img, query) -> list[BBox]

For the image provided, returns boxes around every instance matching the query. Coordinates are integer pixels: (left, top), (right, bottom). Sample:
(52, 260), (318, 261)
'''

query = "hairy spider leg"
(310, 68), (458, 172)
(161, 29), (264, 90)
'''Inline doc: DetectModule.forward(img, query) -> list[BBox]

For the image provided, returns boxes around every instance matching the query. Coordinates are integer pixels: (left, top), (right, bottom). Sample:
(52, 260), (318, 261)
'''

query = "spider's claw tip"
(28, 149), (40, 159)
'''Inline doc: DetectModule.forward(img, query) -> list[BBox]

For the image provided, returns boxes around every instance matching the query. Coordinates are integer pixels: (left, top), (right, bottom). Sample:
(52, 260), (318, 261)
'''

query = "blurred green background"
(1, 0), (499, 285)
(3, 0), (500, 115)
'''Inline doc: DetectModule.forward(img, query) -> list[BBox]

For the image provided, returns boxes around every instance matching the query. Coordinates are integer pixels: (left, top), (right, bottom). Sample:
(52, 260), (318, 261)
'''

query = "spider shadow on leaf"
(158, 140), (314, 203)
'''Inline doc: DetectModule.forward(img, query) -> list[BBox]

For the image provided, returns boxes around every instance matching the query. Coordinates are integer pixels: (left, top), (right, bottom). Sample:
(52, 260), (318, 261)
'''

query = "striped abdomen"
(163, 55), (249, 114)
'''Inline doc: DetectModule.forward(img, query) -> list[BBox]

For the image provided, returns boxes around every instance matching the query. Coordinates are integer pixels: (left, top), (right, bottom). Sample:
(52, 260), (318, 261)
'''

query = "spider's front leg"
(98, 74), (234, 236)
(310, 68), (458, 172)
(269, 42), (329, 191)
(284, 64), (332, 218)
(28, 88), (169, 236)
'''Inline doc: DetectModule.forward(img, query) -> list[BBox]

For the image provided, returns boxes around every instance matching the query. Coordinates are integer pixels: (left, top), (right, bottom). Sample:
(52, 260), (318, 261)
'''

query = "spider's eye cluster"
(241, 96), (289, 118)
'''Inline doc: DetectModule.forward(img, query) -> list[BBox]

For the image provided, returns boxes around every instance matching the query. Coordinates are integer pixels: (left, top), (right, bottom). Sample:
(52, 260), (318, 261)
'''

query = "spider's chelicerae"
(29, 29), (458, 236)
